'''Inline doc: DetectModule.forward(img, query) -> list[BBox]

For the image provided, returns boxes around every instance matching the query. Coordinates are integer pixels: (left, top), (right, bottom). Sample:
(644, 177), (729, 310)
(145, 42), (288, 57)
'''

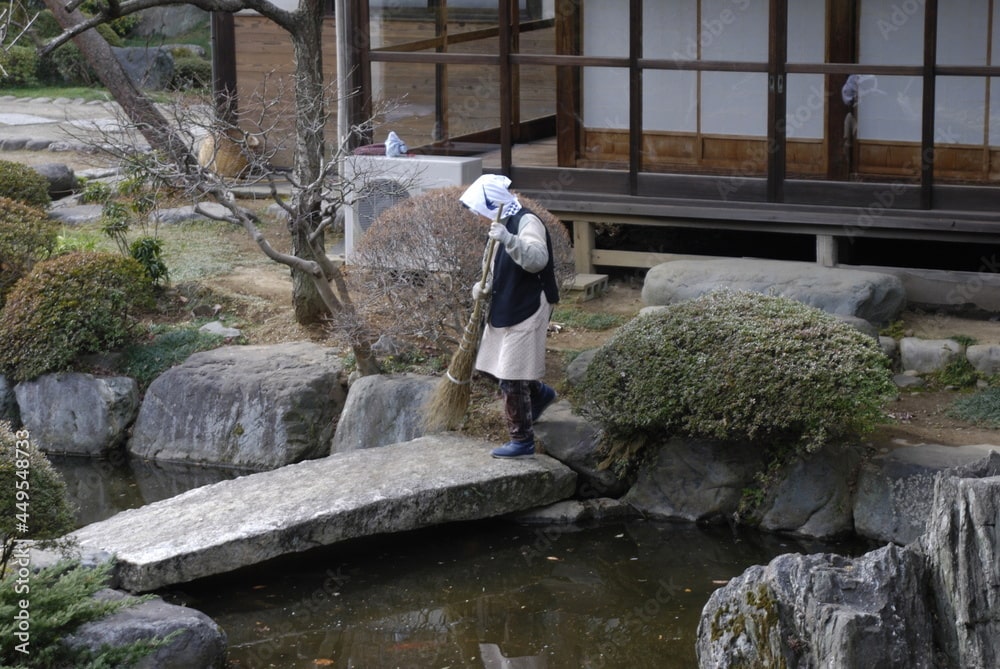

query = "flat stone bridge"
(68, 435), (577, 592)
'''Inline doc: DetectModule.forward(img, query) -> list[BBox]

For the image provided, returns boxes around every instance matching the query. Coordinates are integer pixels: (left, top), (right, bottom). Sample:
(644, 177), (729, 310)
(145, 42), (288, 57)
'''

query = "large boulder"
(65, 590), (227, 669)
(918, 451), (1000, 668)
(699, 451), (1000, 668)
(111, 46), (174, 90)
(128, 342), (347, 469)
(14, 373), (139, 456)
(697, 544), (935, 668)
(31, 162), (77, 199)
(625, 437), (867, 539)
(642, 258), (906, 323)
(854, 443), (999, 545)
(331, 373), (436, 453)
(533, 401), (629, 498)
(623, 437), (764, 523)
(757, 446), (861, 538)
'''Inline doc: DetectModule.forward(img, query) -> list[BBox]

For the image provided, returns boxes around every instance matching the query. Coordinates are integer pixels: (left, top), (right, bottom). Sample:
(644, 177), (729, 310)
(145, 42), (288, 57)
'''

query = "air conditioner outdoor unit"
(342, 154), (483, 260)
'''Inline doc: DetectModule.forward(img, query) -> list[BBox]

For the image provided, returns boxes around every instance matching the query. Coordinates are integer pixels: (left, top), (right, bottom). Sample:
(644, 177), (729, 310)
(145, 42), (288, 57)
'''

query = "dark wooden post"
(628, 0), (642, 195)
(826, 1), (857, 180)
(211, 12), (238, 123)
(921, 0), (938, 209)
(767, 0), (788, 202)
(555, 0), (581, 167)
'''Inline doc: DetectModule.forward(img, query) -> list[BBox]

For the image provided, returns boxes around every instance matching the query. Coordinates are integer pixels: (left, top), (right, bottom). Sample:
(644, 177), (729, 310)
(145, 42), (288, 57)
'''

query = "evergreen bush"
(170, 55), (212, 90)
(0, 252), (155, 382)
(0, 560), (164, 667)
(0, 45), (39, 86)
(0, 421), (75, 576)
(0, 197), (59, 307)
(576, 291), (897, 472)
(0, 423), (166, 666)
(0, 161), (50, 209)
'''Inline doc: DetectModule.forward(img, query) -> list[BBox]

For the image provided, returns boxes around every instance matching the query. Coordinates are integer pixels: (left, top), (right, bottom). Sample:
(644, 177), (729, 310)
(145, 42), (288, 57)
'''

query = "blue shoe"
(531, 384), (557, 423)
(491, 440), (535, 459)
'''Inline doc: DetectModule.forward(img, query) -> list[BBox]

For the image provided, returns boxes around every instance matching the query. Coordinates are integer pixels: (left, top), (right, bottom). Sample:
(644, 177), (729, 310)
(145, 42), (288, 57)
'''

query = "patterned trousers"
(499, 379), (544, 442)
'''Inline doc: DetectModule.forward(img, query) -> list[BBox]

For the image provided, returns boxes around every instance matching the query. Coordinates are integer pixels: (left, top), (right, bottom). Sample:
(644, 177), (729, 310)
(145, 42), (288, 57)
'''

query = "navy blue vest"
(489, 209), (560, 328)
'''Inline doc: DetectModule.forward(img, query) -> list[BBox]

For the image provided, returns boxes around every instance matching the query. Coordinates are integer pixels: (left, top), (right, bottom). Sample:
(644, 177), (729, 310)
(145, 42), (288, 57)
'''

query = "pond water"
(51, 455), (872, 669)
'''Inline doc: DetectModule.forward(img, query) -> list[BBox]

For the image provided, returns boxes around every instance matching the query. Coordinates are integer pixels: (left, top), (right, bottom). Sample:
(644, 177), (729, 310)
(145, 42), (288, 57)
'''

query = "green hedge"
(0, 252), (154, 382)
(0, 161), (50, 209)
(0, 45), (39, 87)
(576, 291), (897, 471)
(0, 197), (59, 308)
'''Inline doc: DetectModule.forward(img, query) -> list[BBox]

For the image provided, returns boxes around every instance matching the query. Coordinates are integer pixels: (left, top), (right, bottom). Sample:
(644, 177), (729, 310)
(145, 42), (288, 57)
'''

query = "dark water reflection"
(50, 454), (250, 527)
(170, 519), (871, 669)
(50, 457), (870, 668)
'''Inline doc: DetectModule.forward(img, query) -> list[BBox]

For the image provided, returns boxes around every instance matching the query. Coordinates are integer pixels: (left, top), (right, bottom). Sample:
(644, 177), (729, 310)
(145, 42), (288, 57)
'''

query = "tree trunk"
(287, 0), (330, 325)
(41, 0), (194, 168)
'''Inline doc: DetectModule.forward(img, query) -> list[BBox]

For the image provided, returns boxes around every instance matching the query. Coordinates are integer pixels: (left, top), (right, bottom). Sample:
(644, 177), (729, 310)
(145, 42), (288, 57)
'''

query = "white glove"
(471, 280), (492, 301)
(489, 221), (512, 245)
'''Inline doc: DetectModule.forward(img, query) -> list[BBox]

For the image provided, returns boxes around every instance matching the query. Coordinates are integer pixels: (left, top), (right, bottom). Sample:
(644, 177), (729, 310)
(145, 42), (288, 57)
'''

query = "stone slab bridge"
(69, 435), (577, 593)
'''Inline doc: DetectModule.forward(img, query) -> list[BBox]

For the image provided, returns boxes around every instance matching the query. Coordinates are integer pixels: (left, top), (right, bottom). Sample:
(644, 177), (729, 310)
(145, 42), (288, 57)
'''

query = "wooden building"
(219, 0), (1000, 300)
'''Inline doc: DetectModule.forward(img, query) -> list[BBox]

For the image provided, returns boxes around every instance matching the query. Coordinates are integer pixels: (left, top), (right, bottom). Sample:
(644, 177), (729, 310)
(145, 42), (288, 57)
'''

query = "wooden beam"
(499, 0), (512, 173)
(921, 0), (939, 209)
(628, 0), (641, 194)
(210, 12), (237, 123)
(572, 221), (595, 274)
(350, 0), (371, 145)
(767, 0), (788, 203)
(555, 0), (581, 167)
(433, 0), (447, 142)
(826, 0), (856, 181)
(816, 235), (838, 267)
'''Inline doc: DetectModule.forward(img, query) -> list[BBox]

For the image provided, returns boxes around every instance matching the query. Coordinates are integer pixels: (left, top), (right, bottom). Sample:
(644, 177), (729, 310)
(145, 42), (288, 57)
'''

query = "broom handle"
(470, 206), (503, 314)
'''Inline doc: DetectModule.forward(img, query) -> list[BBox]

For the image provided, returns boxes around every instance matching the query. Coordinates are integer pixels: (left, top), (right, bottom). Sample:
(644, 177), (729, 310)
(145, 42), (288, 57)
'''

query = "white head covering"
(459, 174), (522, 220)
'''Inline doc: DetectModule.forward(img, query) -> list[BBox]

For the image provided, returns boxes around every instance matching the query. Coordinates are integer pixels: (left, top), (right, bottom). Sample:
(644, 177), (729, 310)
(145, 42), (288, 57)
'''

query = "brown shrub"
(347, 185), (573, 348)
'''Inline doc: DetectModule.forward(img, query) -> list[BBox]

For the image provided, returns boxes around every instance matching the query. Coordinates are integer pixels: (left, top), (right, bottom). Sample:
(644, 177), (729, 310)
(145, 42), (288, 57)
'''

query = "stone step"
(68, 435), (577, 592)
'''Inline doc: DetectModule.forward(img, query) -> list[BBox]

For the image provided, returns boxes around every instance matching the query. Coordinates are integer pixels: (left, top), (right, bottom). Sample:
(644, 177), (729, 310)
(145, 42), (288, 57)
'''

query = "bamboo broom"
(423, 209), (502, 431)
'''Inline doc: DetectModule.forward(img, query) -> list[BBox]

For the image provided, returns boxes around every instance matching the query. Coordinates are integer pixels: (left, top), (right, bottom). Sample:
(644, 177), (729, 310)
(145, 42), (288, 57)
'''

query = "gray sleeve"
(500, 213), (548, 273)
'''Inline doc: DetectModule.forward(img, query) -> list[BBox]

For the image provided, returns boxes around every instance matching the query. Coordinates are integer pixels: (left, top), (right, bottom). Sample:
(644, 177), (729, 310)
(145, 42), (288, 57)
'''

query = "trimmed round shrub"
(577, 290), (897, 470)
(170, 55), (212, 91)
(0, 197), (59, 306)
(0, 252), (155, 382)
(0, 161), (51, 209)
(0, 421), (76, 569)
(348, 185), (573, 348)
(0, 45), (39, 87)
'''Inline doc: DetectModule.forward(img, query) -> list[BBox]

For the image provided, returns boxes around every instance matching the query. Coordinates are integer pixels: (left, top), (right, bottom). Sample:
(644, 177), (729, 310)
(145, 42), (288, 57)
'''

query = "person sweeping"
(461, 175), (561, 458)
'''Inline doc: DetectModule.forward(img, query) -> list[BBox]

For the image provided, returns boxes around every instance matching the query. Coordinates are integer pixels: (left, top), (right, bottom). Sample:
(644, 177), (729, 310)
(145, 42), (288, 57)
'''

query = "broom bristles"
(423, 307), (485, 431)
(423, 213), (501, 432)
